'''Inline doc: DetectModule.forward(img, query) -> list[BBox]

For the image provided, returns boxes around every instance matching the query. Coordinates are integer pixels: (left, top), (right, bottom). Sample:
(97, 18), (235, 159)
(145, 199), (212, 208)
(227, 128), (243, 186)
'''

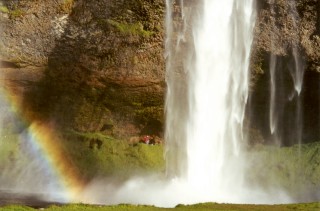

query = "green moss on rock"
(0, 6), (9, 13)
(107, 19), (154, 38)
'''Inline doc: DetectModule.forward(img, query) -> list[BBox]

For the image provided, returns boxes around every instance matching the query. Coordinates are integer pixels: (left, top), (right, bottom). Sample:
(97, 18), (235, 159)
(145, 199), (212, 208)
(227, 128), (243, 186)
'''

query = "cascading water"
(165, 0), (256, 201)
(268, 0), (305, 146)
(288, 0), (304, 96)
(288, 0), (304, 147)
(269, 0), (280, 144)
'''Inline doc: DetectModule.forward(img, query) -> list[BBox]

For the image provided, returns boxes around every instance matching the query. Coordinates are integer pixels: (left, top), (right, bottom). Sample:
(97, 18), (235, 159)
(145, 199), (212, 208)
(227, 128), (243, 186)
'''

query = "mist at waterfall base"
(1, 0), (319, 208)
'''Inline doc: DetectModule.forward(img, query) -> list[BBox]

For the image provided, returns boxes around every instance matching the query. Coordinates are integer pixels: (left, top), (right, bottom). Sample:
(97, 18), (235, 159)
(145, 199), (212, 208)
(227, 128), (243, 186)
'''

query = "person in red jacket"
(142, 135), (150, 144)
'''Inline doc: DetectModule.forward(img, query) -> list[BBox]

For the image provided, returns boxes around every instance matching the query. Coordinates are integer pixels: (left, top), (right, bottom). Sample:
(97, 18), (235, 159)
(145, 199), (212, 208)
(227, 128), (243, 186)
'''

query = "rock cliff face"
(253, 0), (320, 72)
(0, 0), (319, 142)
(250, 0), (320, 145)
(0, 0), (165, 138)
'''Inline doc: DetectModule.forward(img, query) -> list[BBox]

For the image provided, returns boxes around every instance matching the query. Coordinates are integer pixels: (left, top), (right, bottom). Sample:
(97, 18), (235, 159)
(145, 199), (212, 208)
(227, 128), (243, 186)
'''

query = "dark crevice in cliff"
(0, 60), (20, 68)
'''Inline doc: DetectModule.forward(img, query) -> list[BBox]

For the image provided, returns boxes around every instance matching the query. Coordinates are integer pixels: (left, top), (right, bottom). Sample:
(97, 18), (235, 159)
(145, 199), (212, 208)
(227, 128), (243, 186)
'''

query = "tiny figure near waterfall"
(128, 135), (163, 146)
(142, 135), (151, 144)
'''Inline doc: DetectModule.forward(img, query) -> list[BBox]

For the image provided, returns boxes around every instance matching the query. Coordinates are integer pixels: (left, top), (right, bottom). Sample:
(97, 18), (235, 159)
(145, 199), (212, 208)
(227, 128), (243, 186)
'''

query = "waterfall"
(269, 1), (280, 144)
(165, 0), (256, 202)
(268, 0), (305, 146)
(97, 1), (283, 206)
(288, 0), (304, 147)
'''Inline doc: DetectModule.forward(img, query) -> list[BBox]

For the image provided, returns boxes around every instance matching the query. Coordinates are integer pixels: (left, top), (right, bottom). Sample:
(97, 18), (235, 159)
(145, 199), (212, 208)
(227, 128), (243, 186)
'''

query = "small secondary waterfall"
(165, 0), (256, 202)
(268, 1), (280, 144)
(287, 0), (304, 147)
(268, 0), (305, 146)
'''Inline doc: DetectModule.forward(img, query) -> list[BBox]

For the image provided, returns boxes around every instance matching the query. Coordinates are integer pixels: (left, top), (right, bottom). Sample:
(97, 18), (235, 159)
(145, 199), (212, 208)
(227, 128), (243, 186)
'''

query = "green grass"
(0, 131), (320, 210)
(60, 131), (165, 180)
(0, 130), (165, 181)
(1, 202), (320, 211)
(247, 142), (320, 199)
(1, 130), (320, 187)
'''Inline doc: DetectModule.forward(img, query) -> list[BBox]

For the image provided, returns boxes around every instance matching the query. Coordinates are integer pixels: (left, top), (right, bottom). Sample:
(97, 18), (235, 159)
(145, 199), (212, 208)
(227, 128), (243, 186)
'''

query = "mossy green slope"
(1, 132), (320, 210)
(57, 131), (165, 181)
(247, 142), (320, 200)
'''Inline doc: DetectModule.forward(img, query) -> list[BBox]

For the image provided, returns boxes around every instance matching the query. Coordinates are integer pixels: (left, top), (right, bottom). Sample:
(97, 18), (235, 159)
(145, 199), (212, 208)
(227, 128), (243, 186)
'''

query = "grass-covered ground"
(0, 129), (165, 182)
(0, 130), (320, 210)
(1, 202), (320, 211)
(246, 142), (320, 201)
(61, 131), (165, 180)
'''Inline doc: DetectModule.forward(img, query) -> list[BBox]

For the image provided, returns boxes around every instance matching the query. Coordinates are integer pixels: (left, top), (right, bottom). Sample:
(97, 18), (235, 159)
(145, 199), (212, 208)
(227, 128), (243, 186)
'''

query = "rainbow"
(0, 82), (86, 202)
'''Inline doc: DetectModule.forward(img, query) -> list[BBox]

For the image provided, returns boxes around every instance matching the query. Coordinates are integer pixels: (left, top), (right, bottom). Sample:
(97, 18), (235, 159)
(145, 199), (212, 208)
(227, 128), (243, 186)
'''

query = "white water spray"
(165, 0), (256, 196)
